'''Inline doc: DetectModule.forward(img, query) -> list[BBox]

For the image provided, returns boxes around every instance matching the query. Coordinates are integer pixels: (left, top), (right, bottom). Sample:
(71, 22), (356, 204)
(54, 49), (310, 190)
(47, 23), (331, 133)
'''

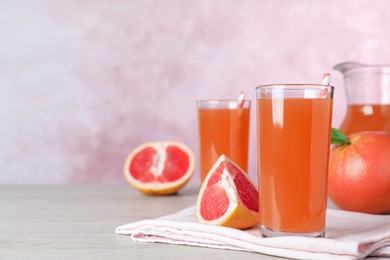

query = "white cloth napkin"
(116, 206), (390, 259)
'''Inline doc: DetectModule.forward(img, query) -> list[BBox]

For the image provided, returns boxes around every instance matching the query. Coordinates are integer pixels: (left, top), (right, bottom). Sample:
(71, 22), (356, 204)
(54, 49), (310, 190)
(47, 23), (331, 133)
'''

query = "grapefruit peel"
(329, 130), (390, 214)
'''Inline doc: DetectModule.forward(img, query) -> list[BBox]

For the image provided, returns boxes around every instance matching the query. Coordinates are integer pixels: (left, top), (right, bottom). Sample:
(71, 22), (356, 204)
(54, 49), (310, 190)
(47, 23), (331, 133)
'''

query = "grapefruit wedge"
(196, 155), (259, 229)
(124, 141), (195, 195)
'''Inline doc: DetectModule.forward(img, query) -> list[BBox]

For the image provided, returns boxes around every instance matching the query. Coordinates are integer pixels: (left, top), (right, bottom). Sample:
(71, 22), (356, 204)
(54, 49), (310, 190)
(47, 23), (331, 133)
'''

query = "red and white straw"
(237, 91), (246, 108)
(320, 73), (331, 98)
(322, 73), (331, 85)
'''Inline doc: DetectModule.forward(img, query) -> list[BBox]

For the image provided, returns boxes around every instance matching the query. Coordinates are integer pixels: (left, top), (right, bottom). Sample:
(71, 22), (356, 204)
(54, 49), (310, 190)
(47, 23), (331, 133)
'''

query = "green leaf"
(331, 128), (351, 145)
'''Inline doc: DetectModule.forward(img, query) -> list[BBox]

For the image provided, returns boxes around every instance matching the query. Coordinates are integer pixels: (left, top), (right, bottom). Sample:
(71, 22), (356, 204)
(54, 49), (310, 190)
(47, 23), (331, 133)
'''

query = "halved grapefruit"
(196, 155), (259, 229)
(124, 141), (195, 195)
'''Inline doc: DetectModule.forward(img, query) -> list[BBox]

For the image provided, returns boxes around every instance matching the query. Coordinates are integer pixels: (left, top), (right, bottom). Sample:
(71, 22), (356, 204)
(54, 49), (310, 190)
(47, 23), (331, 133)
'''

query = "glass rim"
(196, 99), (251, 109)
(344, 66), (390, 76)
(196, 99), (251, 104)
(256, 84), (334, 90)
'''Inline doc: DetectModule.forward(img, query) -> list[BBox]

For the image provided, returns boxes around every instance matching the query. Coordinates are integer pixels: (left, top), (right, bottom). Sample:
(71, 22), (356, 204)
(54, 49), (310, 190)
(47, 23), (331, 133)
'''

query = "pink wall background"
(1, 0), (390, 185)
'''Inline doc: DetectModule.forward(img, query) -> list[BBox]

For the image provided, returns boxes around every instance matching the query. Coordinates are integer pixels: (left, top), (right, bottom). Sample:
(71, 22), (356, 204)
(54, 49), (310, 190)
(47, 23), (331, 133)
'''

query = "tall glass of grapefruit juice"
(197, 100), (250, 183)
(256, 84), (334, 238)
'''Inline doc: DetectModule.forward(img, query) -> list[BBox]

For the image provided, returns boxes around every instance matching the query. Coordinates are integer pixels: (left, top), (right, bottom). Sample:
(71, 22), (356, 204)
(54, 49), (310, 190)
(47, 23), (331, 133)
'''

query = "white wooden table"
(0, 185), (282, 260)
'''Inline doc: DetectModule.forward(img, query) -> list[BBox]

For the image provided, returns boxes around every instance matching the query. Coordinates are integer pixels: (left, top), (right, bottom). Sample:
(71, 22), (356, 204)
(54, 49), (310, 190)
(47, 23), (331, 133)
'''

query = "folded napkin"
(116, 206), (390, 259)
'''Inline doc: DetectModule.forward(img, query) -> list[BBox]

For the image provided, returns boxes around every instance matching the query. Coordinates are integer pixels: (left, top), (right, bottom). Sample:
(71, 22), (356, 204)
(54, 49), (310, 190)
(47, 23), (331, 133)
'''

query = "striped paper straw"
(237, 91), (246, 108)
(322, 73), (331, 85)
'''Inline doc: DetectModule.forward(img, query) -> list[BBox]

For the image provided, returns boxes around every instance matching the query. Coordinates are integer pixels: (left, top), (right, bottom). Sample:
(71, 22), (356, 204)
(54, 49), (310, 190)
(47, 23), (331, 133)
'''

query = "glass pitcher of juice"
(334, 61), (390, 135)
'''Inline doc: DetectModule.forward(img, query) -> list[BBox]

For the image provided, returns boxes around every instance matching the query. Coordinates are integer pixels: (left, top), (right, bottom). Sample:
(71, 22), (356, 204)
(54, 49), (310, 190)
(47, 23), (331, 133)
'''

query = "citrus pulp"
(124, 141), (195, 195)
(196, 155), (259, 229)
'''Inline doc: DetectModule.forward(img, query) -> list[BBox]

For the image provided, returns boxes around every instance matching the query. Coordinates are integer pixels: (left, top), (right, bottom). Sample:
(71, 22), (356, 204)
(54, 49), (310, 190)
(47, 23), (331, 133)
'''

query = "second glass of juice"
(256, 84), (334, 238)
(197, 100), (250, 183)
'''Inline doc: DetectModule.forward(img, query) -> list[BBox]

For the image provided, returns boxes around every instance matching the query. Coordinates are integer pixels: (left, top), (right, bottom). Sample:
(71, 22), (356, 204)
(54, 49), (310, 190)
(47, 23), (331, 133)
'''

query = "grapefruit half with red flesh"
(124, 141), (195, 195)
(196, 155), (259, 229)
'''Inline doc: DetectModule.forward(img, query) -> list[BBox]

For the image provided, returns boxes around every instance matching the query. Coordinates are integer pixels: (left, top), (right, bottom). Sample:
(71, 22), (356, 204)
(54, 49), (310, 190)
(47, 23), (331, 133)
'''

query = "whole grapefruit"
(328, 131), (390, 214)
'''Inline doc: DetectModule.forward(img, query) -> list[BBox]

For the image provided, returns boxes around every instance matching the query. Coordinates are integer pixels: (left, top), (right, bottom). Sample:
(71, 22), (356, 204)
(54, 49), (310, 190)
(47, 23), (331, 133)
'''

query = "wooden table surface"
(0, 185), (282, 260)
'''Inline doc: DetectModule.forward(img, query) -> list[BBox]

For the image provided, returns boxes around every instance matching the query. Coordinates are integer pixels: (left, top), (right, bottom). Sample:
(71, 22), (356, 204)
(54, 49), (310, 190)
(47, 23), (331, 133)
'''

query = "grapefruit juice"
(197, 100), (250, 183)
(340, 104), (390, 135)
(257, 85), (333, 237)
